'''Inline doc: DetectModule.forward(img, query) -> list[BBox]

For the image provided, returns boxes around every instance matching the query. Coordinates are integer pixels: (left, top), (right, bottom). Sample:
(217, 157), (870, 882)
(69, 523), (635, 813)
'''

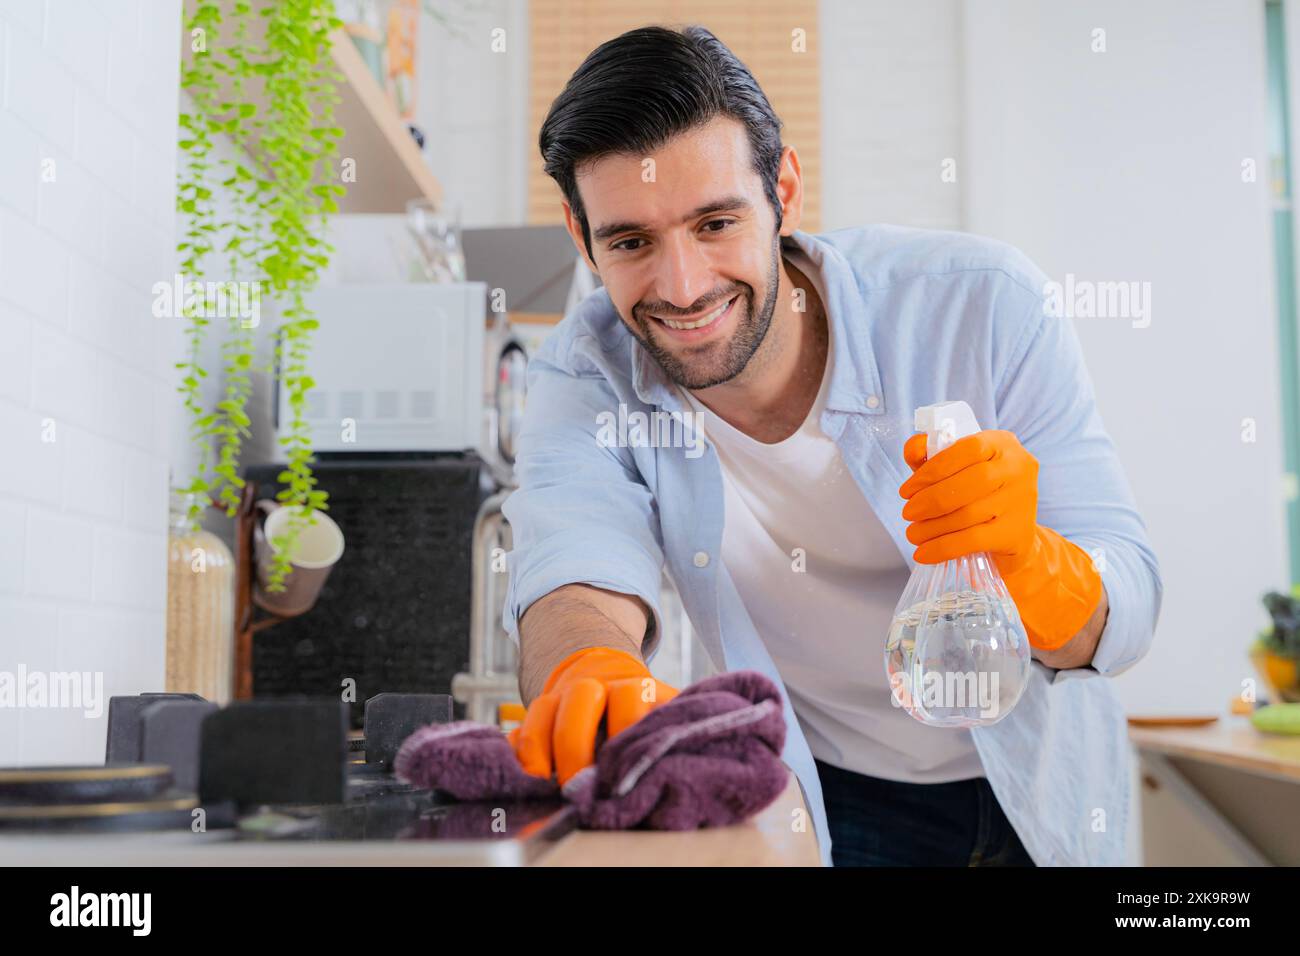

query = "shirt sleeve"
(501, 342), (668, 663)
(994, 287), (1163, 678)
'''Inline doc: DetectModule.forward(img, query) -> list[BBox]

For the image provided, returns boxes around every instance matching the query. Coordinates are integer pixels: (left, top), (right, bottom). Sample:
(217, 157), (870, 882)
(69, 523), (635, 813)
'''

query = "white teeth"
(658, 296), (734, 331)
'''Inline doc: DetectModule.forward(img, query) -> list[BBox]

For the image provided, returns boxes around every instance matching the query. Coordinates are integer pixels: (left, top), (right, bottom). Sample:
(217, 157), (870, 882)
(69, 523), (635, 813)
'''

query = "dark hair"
(539, 25), (785, 261)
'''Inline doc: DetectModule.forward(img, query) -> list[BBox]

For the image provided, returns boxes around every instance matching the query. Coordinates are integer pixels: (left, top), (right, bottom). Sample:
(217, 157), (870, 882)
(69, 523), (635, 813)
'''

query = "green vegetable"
(1251, 703), (1300, 735)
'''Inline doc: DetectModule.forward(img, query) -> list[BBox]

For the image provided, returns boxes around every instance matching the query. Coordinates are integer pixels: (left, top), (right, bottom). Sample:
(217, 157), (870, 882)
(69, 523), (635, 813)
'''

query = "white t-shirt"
(676, 252), (986, 783)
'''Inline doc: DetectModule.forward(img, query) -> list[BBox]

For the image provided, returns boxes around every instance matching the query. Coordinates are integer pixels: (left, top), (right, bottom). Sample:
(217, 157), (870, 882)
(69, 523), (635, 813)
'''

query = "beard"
(629, 232), (782, 390)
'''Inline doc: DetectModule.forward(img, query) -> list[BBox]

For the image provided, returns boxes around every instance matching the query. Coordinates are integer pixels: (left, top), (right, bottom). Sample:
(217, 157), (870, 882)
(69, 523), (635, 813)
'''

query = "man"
(502, 24), (1161, 867)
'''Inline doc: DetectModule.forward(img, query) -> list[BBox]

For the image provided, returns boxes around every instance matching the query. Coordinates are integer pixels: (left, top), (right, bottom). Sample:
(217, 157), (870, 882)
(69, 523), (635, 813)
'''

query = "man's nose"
(654, 231), (715, 311)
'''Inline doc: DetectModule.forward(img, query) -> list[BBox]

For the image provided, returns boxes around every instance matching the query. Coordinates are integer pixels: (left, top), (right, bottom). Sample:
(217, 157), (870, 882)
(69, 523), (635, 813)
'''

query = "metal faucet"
(451, 489), (521, 725)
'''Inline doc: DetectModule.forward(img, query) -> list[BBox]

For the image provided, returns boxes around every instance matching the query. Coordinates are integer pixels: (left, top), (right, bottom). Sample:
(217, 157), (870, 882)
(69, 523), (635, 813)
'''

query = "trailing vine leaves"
(177, 0), (346, 591)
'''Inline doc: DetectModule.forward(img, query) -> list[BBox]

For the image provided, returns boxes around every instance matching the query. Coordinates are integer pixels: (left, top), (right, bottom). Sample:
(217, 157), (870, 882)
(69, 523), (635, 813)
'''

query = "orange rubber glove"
(507, 647), (679, 785)
(898, 430), (1102, 651)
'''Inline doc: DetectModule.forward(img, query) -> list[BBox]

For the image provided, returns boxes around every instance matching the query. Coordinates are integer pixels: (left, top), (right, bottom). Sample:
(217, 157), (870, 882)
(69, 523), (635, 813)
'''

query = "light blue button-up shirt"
(502, 225), (1162, 866)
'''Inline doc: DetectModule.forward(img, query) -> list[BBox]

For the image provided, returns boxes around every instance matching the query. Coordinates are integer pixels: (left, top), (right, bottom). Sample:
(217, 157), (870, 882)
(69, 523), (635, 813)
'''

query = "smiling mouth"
(650, 294), (739, 331)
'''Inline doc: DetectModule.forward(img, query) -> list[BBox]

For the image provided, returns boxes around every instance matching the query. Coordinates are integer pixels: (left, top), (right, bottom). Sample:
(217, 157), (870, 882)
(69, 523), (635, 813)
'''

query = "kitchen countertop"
(0, 769), (820, 867)
(1129, 715), (1300, 782)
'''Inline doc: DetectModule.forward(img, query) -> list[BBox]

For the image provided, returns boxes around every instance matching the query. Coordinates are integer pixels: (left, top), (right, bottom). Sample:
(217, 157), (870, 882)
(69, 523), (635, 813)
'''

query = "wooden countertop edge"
(532, 770), (822, 867)
(1128, 717), (1300, 782)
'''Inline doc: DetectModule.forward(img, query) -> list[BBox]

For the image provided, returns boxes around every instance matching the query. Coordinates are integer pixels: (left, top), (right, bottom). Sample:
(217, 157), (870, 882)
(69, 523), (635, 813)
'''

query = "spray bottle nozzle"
(915, 400), (981, 458)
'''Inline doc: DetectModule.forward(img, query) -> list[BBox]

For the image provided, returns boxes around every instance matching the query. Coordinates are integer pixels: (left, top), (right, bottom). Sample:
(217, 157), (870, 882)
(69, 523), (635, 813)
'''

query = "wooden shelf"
(182, 1), (442, 214)
(327, 25), (443, 213)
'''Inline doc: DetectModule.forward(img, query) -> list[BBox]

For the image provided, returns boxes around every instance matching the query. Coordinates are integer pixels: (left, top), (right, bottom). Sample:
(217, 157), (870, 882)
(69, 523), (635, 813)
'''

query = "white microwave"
(274, 283), (526, 482)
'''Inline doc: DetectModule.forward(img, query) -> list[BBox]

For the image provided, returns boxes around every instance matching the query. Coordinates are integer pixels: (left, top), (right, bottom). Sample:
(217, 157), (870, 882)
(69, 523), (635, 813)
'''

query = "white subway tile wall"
(0, 0), (182, 764)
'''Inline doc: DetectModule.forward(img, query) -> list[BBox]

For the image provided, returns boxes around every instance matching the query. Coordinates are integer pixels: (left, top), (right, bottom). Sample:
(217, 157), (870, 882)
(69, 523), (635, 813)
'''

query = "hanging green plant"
(176, 0), (346, 592)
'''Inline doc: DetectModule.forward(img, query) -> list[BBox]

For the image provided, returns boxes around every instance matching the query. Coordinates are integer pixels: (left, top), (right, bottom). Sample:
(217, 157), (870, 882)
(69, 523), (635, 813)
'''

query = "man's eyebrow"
(592, 196), (754, 244)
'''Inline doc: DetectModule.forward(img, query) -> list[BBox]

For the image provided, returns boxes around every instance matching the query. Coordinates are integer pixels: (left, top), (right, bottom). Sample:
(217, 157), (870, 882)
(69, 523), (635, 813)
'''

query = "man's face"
(567, 116), (784, 390)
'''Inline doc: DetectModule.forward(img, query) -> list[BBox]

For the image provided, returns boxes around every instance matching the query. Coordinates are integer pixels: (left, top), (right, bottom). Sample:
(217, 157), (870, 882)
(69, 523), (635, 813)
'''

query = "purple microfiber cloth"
(563, 669), (788, 830)
(393, 721), (561, 802)
(393, 670), (788, 832)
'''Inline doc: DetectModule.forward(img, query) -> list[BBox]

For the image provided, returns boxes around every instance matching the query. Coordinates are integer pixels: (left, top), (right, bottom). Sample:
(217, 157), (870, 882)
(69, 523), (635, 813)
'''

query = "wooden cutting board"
(1127, 715), (1220, 728)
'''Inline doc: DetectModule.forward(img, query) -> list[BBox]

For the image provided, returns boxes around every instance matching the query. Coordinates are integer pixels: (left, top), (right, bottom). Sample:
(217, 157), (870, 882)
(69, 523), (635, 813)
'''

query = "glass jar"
(165, 491), (235, 704)
(405, 198), (466, 283)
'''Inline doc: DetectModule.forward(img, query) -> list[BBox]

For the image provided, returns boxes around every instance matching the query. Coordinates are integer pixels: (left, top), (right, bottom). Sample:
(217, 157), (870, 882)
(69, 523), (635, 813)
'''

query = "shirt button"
(866, 395), (880, 409)
(693, 551), (710, 568)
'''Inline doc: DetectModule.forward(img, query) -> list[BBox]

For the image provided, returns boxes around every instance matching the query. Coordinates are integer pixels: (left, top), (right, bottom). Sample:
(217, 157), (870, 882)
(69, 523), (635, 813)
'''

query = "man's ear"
(775, 145), (804, 237)
(561, 201), (600, 275)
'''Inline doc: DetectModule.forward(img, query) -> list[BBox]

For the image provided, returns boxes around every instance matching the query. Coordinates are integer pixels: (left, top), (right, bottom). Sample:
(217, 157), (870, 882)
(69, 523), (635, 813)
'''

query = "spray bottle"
(884, 401), (1032, 727)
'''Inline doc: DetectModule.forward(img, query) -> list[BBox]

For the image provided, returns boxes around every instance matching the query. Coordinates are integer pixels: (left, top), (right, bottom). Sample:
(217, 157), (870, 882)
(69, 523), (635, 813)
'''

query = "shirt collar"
(630, 229), (884, 416)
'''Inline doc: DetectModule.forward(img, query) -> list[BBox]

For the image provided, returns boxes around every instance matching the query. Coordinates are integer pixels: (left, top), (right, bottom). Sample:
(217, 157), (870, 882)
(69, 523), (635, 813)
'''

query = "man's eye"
(612, 220), (733, 252)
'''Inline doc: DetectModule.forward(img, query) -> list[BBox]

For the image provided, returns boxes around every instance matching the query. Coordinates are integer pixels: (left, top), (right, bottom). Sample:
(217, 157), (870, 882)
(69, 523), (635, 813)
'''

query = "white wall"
(0, 0), (182, 764)
(416, 0), (530, 227)
(820, 0), (1286, 869)
(962, 0), (1287, 718)
(820, 0), (963, 231)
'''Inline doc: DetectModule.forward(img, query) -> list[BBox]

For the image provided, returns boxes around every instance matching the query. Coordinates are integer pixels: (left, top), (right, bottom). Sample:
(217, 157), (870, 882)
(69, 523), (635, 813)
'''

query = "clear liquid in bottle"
(885, 403), (1032, 727)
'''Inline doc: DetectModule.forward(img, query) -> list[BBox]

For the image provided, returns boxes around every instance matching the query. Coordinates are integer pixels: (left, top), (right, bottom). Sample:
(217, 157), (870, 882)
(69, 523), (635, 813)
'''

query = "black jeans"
(815, 758), (1036, 867)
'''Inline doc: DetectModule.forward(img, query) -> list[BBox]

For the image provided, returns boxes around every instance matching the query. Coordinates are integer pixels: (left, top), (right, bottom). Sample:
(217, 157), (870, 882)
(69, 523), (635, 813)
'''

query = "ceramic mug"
(252, 500), (345, 617)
